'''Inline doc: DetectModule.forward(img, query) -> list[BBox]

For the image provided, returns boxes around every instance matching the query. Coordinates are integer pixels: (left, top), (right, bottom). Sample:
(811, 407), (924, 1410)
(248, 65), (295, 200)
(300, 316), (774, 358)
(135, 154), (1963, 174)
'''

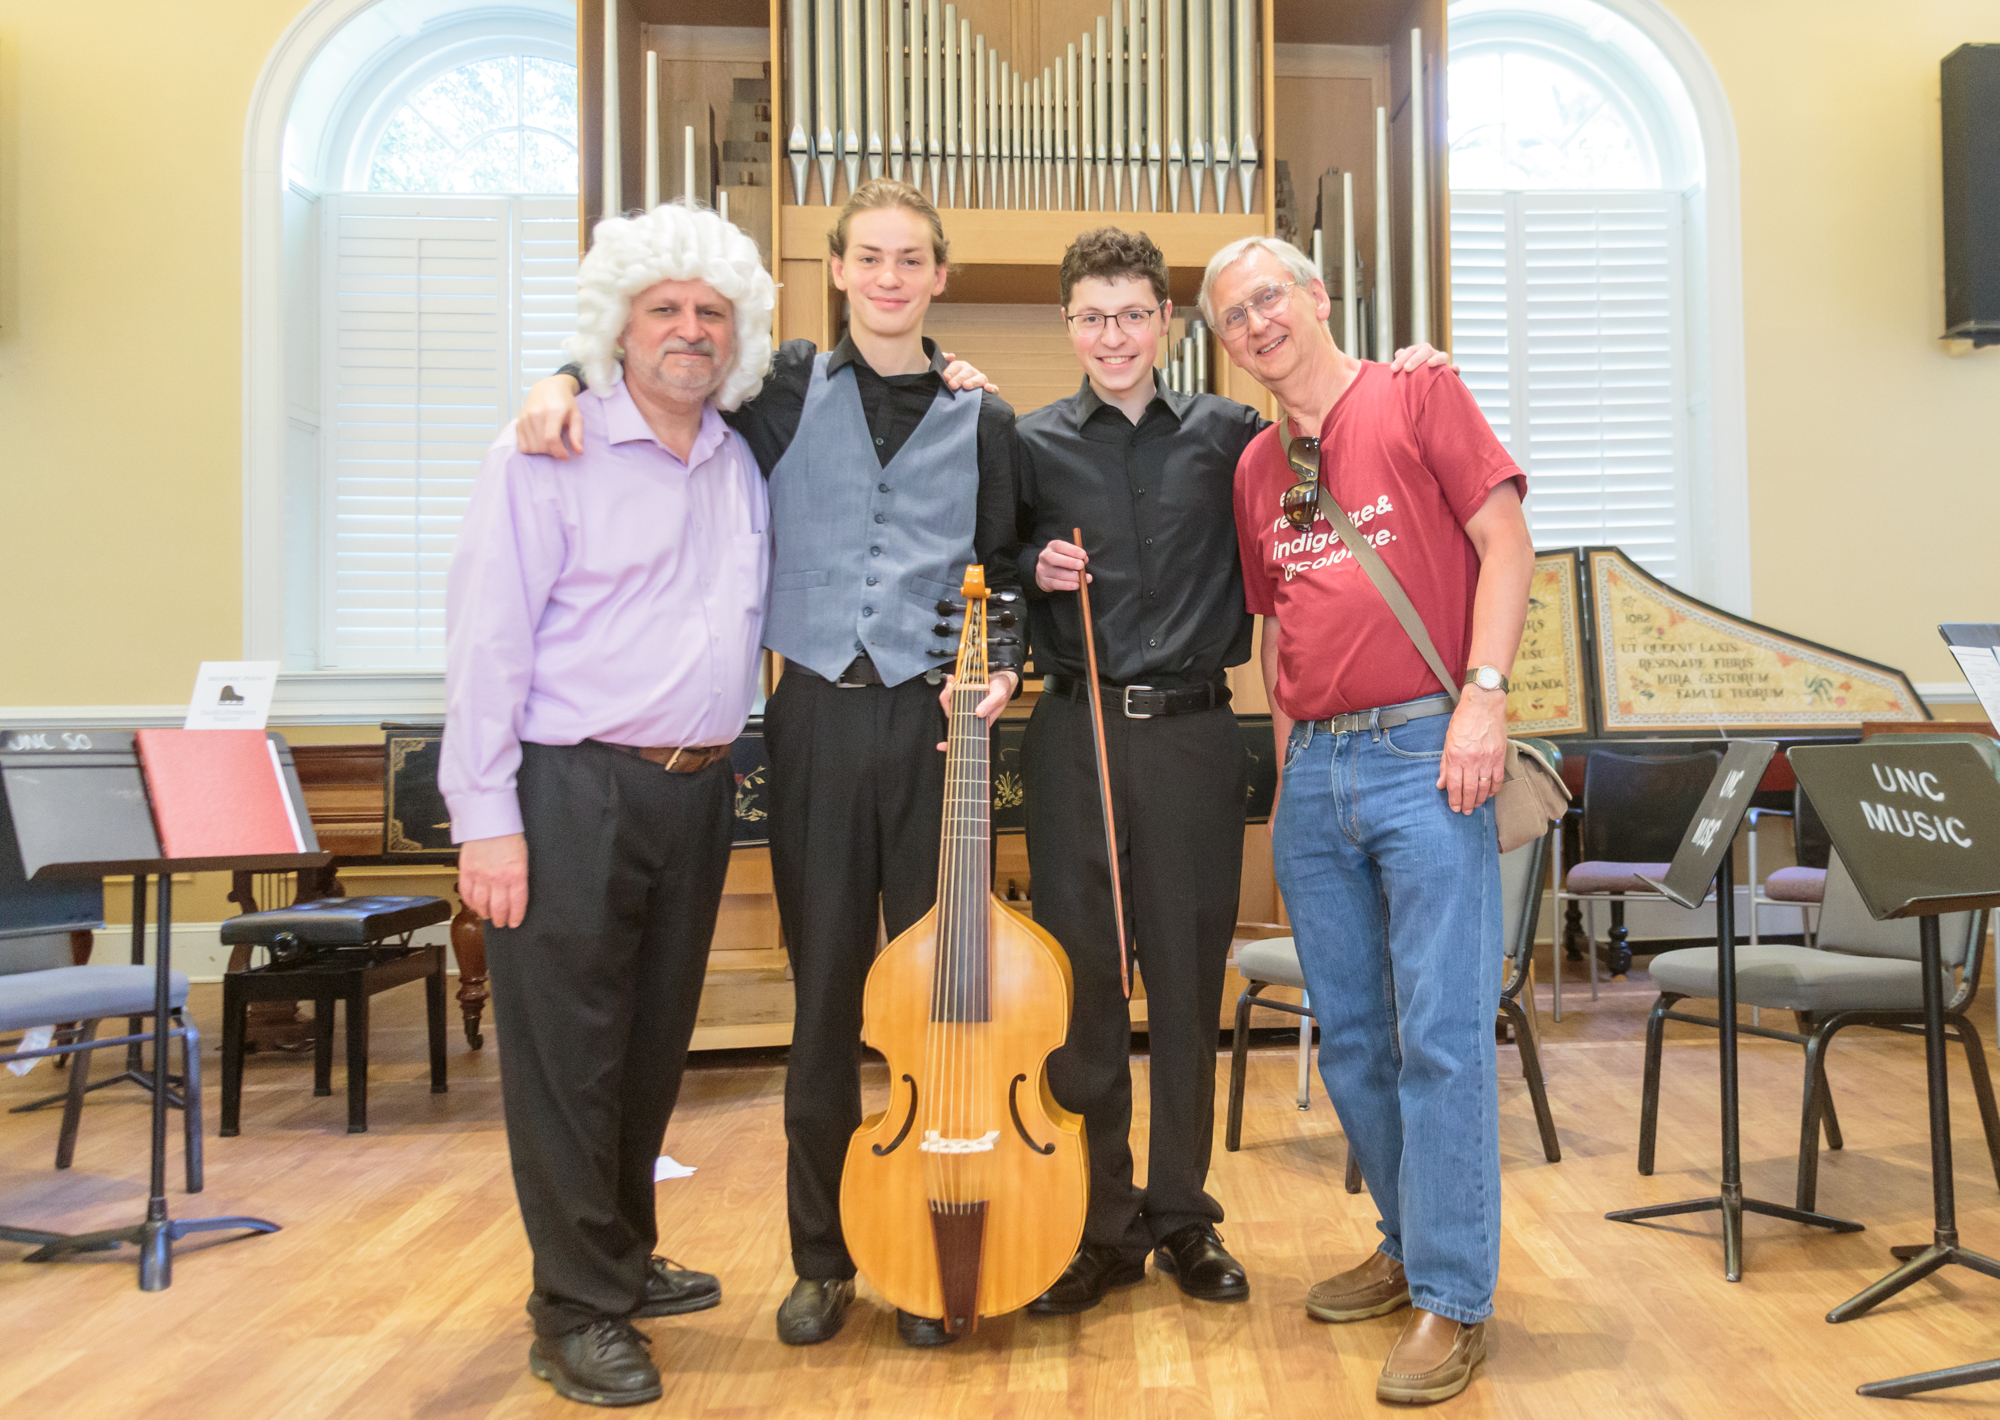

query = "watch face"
(1473, 667), (1502, 691)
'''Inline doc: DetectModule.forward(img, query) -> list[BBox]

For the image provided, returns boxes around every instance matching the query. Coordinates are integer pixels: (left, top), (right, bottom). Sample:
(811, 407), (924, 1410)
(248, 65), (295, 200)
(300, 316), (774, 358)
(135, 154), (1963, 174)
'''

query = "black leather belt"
(832, 654), (947, 688)
(1040, 673), (1229, 719)
(1307, 692), (1455, 735)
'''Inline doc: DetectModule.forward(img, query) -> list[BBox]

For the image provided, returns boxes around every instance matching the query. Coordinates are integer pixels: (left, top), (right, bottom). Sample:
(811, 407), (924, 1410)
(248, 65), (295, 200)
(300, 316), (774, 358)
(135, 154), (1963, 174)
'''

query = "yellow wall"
(0, 0), (1995, 709)
(0, 0), (310, 707)
(1660, 0), (2000, 687)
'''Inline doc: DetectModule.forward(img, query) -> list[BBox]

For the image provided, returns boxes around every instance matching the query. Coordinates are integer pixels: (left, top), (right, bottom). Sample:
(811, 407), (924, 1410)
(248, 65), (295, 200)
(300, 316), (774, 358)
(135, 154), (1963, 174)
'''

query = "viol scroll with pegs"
(839, 566), (1088, 1334)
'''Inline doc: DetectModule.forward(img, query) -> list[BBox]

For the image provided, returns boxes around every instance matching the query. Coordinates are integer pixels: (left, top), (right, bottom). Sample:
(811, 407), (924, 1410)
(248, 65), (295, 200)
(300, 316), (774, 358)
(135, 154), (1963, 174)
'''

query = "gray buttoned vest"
(763, 354), (982, 686)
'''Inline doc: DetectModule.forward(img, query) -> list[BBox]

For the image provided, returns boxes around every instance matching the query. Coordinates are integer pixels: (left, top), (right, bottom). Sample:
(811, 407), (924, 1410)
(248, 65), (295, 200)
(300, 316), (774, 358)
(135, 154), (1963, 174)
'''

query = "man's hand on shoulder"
(1438, 686), (1509, 815)
(517, 374), (585, 459)
(1388, 344), (1454, 374)
(939, 350), (1000, 395)
(460, 832), (530, 928)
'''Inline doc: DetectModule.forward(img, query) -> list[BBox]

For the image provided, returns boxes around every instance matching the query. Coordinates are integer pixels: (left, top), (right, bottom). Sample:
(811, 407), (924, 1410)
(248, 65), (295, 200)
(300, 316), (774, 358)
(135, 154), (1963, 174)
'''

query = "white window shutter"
(515, 197), (581, 405)
(320, 195), (578, 670)
(1451, 191), (1688, 583)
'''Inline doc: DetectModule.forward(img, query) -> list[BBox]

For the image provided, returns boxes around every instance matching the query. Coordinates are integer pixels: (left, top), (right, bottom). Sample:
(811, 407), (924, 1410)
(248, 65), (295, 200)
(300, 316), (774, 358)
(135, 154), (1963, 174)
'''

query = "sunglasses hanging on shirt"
(1281, 434), (1320, 531)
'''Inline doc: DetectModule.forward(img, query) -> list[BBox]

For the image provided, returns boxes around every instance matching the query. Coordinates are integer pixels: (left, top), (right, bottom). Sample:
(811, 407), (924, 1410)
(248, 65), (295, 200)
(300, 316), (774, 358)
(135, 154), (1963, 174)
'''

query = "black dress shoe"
(1152, 1223), (1250, 1302)
(528, 1319), (662, 1407)
(1026, 1242), (1149, 1315)
(776, 1277), (856, 1346)
(896, 1309), (960, 1347)
(632, 1255), (721, 1318)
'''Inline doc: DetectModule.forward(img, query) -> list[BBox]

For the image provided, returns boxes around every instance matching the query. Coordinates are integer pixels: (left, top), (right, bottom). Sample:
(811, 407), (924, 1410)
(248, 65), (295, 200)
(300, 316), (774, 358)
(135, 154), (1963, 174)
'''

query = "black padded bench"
(218, 896), (453, 1135)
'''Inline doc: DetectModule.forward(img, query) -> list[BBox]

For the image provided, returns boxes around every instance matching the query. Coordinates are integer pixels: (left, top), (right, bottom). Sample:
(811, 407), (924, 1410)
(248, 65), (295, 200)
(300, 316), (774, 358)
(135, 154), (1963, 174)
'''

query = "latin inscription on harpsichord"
(1505, 554), (1589, 736)
(1589, 549), (1927, 731)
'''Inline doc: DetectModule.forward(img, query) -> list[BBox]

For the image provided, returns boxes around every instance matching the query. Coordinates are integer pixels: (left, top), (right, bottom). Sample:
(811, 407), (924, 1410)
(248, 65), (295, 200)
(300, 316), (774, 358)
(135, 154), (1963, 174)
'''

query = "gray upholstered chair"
(0, 931), (203, 1192)
(1549, 748), (1723, 1017)
(1636, 854), (1999, 1212)
(1224, 820), (1563, 1181)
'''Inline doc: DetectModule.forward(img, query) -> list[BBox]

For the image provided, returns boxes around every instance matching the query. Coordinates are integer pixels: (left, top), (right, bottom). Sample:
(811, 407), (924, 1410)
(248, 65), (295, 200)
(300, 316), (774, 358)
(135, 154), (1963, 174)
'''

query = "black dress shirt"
(1012, 373), (1268, 687)
(560, 337), (1019, 597)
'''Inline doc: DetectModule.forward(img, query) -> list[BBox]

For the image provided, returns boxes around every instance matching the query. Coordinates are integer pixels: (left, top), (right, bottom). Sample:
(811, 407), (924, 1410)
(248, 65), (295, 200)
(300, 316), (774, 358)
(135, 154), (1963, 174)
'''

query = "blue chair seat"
(0, 966), (190, 1034)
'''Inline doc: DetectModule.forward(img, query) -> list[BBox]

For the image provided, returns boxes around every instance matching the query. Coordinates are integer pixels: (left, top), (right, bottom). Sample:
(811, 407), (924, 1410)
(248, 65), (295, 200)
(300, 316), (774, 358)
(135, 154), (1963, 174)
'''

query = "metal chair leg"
(1797, 1025), (1834, 1212)
(1636, 992), (1678, 1176)
(1295, 990), (1313, 1111)
(1585, 899), (1601, 1000)
(1502, 996), (1561, 1162)
(179, 1014), (204, 1194)
(1951, 1015), (2000, 1195)
(54, 1021), (99, 1169)
(1225, 988), (1257, 1153)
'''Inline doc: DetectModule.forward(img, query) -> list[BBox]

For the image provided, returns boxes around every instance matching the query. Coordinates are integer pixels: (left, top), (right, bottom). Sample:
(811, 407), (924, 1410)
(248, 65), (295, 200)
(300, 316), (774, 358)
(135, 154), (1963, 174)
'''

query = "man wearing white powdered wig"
(442, 202), (773, 1408)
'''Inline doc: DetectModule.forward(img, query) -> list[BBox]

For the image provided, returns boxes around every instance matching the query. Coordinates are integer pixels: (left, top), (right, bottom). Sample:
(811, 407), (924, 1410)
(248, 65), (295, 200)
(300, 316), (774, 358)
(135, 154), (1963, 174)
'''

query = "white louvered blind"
(1450, 191), (1688, 582)
(321, 194), (576, 669)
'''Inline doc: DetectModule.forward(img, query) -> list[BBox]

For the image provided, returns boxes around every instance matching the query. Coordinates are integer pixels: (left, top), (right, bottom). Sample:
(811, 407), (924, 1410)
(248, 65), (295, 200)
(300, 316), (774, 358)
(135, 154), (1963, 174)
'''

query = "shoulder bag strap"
(1314, 479), (1461, 707)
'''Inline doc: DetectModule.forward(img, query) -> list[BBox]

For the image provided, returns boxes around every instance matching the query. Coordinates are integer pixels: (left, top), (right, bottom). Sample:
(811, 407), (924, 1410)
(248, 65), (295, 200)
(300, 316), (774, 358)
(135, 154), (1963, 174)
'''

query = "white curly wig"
(565, 201), (776, 412)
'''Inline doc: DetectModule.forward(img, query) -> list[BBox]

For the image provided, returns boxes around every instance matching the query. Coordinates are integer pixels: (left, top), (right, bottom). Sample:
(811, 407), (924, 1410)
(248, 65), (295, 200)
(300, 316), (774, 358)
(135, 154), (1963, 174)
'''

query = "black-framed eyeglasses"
(1280, 435), (1321, 532)
(1216, 280), (1298, 336)
(1063, 304), (1165, 335)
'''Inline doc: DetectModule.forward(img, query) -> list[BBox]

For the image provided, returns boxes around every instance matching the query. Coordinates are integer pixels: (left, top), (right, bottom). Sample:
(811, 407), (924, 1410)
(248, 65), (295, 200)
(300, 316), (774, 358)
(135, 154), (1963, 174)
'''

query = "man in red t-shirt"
(1204, 236), (1533, 1406)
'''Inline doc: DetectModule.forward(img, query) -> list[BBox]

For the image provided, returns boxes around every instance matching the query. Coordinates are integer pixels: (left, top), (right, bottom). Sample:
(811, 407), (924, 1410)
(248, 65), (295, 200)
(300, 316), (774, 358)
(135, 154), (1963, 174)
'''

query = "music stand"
(1790, 740), (2000, 1398)
(1606, 739), (1864, 1279)
(0, 730), (328, 1290)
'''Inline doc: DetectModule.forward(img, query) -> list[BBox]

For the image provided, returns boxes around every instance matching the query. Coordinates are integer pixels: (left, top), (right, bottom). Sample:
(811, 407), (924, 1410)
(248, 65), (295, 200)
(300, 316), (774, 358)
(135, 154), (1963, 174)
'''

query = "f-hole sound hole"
(873, 1074), (919, 1156)
(1008, 1073), (1054, 1155)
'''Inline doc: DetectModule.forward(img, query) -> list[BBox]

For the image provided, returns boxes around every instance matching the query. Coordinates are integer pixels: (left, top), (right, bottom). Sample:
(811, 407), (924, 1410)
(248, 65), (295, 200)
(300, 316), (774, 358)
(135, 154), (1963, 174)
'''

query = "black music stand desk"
(1605, 739), (1863, 1279)
(0, 730), (329, 1290)
(1790, 740), (2000, 1399)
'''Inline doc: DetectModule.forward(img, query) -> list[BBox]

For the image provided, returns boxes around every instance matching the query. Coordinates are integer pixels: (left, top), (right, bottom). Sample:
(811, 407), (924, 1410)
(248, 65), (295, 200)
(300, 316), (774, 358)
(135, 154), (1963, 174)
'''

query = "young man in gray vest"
(515, 182), (1020, 1349)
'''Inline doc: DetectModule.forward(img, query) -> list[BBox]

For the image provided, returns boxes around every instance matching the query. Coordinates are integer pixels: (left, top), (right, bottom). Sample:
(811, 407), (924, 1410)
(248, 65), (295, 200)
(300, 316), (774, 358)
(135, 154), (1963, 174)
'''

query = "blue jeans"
(1272, 710), (1503, 1324)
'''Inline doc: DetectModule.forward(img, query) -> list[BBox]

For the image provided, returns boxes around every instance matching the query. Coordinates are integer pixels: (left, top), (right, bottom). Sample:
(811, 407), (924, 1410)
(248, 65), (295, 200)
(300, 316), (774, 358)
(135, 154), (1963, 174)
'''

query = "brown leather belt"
(590, 740), (732, 774)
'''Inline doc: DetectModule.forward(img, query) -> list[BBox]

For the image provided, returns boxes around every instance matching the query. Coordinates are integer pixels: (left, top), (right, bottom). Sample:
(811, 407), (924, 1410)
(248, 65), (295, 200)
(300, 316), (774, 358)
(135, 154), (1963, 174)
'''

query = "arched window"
(259, 4), (578, 674)
(368, 55), (579, 194)
(1448, 0), (1734, 595)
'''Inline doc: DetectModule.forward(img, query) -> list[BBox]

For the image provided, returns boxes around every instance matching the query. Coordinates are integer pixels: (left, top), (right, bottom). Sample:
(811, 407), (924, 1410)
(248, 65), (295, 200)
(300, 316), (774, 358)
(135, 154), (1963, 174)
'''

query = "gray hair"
(1197, 235), (1321, 325)
(566, 201), (776, 411)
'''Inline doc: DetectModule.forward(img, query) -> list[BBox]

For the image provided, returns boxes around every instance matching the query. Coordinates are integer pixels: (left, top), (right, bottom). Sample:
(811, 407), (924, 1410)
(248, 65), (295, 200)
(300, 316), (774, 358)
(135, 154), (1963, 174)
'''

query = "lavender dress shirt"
(441, 379), (770, 843)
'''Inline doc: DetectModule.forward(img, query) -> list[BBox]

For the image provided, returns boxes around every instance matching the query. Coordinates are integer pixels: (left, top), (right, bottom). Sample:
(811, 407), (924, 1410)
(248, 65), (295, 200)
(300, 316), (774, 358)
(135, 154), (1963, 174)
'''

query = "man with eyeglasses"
(1201, 236), (1533, 1405)
(1010, 228), (1445, 1318)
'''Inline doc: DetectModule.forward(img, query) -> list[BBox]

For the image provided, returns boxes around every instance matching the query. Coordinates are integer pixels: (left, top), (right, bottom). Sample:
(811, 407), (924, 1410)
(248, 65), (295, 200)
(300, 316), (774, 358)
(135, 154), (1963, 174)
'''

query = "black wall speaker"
(1941, 44), (2000, 346)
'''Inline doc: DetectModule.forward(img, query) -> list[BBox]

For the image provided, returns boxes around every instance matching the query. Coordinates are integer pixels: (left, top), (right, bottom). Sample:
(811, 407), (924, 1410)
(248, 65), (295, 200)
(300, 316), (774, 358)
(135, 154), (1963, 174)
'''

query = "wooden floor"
(4, 951), (1999, 1418)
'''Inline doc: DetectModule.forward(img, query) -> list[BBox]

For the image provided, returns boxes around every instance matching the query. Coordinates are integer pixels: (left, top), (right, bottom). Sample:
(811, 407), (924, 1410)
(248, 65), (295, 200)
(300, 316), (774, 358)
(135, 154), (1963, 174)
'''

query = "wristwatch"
(1464, 665), (1509, 694)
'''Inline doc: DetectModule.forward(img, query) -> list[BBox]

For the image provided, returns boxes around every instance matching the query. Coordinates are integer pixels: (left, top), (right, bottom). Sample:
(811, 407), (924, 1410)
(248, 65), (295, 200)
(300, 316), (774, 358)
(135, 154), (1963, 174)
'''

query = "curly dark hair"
(1058, 227), (1170, 307)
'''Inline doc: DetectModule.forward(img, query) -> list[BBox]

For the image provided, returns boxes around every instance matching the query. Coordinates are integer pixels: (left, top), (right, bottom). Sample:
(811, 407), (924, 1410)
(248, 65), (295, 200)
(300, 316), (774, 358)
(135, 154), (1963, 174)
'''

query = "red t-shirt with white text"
(1234, 363), (1525, 721)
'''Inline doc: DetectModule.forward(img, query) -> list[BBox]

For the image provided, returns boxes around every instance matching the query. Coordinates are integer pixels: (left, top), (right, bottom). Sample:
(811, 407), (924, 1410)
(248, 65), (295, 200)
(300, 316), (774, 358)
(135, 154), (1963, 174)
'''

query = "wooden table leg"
(450, 895), (489, 1049)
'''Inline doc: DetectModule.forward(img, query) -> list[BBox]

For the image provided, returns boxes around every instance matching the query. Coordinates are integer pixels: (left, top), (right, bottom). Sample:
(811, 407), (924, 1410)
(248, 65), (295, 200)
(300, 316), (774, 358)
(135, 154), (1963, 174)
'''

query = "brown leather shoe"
(1304, 1252), (1410, 1322)
(1376, 1312), (1486, 1405)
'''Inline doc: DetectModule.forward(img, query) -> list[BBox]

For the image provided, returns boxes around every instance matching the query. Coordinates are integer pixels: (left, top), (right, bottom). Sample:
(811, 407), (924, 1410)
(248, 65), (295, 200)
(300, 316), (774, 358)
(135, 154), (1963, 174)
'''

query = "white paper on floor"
(6, 1025), (54, 1076)
(654, 1155), (697, 1181)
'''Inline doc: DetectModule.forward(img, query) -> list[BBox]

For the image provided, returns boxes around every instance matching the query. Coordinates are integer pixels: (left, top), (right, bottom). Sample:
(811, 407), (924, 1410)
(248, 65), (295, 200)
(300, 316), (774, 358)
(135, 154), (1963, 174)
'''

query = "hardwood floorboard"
(4, 950), (1999, 1417)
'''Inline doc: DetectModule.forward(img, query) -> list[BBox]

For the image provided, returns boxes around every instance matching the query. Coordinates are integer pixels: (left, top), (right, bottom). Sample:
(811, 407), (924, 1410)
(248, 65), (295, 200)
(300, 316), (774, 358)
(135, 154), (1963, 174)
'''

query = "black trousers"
(765, 668), (947, 1280)
(1021, 693), (1246, 1260)
(486, 741), (734, 1337)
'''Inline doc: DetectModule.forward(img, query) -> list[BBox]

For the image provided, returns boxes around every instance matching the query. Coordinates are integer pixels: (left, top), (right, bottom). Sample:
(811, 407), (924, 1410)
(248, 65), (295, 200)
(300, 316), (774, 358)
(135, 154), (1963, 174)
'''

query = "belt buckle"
(1121, 684), (1156, 719)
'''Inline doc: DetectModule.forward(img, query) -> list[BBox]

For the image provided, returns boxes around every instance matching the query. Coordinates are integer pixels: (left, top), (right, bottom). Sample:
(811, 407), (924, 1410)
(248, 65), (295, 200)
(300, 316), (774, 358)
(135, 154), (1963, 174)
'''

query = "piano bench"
(219, 896), (452, 1136)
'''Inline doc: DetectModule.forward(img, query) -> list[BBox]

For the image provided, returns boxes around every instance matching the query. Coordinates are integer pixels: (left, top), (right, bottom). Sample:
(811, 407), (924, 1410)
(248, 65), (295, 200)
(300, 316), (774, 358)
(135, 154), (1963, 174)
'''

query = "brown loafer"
(1377, 1313), (1486, 1405)
(1304, 1252), (1410, 1322)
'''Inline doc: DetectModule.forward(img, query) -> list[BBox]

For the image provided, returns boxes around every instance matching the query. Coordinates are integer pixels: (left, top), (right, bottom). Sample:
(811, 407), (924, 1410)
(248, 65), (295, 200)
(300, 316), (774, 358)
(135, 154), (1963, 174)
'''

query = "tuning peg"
(933, 621), (956, 637)
(996, 610), (1017, 628)
(935, 599), (960, 616)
